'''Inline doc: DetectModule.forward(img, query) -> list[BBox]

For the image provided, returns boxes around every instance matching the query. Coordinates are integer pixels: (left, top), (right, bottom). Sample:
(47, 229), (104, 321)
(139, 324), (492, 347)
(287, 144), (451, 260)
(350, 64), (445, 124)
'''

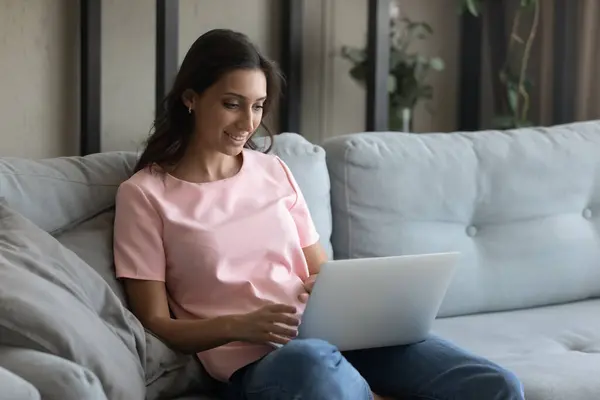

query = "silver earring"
(188, 106), (192, 114)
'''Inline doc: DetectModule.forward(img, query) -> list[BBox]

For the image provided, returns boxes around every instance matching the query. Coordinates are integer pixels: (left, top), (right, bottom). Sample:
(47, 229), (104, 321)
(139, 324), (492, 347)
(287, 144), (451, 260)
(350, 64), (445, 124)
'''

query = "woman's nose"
(236, 110), (254, 132)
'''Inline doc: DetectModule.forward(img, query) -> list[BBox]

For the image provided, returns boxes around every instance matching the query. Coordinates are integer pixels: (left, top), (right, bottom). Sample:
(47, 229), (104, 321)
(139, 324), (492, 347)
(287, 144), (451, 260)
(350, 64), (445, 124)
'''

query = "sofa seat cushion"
(433, 299), (600, 400)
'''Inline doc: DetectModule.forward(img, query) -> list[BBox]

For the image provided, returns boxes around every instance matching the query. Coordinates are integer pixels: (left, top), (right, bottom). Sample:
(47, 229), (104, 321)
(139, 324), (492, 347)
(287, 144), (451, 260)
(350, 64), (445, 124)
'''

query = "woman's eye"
(253, 104), (264, 111)
(224, 102), (239, 109)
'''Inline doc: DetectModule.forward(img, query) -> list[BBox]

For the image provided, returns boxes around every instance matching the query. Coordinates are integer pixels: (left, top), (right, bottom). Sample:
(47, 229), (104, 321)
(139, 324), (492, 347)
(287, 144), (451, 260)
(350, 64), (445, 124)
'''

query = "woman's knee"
(473, 362), (524, 400)
(425, 336), (524, 399)
(493, 365), (524, 399)
(256, 339), (370, 399)
(272, 338), (341, 372)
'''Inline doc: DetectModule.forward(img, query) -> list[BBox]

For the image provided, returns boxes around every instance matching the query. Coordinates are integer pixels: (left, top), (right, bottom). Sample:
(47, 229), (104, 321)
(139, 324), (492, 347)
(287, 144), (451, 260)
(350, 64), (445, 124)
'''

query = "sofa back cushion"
(0, 152), (136, 235)
(323, 121), (600, 317)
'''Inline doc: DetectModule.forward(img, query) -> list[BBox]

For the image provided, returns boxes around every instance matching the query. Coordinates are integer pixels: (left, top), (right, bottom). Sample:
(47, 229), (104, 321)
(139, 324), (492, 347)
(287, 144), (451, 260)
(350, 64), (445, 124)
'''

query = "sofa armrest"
(0, 365), (40, 400)
(0, 346), (107, 400)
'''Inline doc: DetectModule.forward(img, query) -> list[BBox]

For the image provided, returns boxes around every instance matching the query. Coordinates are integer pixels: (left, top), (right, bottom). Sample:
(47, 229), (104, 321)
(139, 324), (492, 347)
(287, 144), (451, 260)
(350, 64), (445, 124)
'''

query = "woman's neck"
(171, 147), (242, 183)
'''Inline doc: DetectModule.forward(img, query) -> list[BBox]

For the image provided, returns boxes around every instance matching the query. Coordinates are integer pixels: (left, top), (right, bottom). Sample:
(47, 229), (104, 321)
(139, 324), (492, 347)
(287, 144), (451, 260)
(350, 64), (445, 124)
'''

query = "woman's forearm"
(144, 315), (236, 354)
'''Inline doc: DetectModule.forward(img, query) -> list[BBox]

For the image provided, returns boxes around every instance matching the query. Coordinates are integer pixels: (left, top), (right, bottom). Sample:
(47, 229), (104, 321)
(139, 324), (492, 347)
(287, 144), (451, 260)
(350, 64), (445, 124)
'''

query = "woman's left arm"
(298, 242), (328, 303)
(303, 242), (328, 276)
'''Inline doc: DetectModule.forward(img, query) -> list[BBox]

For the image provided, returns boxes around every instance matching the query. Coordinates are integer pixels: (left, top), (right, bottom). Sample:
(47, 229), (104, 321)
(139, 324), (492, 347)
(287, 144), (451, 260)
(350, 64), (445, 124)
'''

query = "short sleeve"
(276, 157), (320, 248)
(113, 181), (166, 281)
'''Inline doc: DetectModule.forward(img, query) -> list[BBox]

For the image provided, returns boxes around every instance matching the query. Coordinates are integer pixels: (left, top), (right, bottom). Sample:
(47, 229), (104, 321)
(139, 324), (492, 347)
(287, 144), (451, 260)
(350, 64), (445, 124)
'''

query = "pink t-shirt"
(112, 149), (320, 382)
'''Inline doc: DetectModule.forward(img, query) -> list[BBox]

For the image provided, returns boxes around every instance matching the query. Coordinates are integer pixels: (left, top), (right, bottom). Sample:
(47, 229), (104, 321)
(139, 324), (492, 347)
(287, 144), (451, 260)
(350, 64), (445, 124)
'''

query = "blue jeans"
(225, 336), (525, 400)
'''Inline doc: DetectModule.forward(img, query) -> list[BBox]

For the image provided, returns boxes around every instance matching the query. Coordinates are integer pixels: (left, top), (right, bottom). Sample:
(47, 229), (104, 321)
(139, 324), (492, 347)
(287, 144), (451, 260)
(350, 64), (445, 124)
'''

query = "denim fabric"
(226, 336), (524, 400)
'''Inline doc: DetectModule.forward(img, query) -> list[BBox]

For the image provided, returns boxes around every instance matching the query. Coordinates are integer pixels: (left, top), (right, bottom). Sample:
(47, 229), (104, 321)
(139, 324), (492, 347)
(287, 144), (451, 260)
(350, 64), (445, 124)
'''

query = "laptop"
(296, 252), (460, 351)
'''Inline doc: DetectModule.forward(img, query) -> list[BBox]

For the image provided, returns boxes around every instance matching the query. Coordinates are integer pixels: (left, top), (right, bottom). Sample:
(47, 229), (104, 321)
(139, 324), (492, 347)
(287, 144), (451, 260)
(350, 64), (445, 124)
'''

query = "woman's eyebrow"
(223, 92), (267, 101)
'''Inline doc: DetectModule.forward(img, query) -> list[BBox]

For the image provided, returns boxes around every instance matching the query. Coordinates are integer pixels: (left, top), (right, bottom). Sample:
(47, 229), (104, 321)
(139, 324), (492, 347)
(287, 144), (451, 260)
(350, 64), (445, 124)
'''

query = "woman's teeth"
(226, 132), (245, 141)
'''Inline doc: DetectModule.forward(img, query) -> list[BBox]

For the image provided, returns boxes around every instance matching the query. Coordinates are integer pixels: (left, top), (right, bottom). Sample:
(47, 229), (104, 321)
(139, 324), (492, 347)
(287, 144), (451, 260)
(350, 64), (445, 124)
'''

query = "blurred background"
(0, 0), (597, 158)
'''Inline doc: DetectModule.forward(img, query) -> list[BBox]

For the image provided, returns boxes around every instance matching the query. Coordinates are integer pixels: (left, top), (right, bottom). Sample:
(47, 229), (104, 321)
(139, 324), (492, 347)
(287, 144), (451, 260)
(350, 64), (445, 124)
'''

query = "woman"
(113, 29), (524, 400)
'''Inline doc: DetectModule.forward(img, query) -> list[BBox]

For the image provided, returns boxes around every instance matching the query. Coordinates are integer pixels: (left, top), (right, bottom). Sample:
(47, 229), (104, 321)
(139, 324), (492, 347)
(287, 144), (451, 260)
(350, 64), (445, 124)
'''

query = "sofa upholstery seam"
(0, 172), (121, 187)
(0, 321), (58, 354)
(344, 144), (352, 258)
(49, 205), (115, 236)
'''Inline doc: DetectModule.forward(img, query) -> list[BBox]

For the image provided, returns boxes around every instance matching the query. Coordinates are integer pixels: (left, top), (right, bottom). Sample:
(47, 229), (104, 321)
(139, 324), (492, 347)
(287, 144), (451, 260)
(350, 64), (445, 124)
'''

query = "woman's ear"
(181, 89), (195, 111)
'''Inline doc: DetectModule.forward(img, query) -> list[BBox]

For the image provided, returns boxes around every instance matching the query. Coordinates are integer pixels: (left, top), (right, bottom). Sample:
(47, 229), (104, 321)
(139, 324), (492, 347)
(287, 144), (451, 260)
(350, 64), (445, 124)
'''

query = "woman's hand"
(298, 274), (318, 303)
(227, 304), (300, 345)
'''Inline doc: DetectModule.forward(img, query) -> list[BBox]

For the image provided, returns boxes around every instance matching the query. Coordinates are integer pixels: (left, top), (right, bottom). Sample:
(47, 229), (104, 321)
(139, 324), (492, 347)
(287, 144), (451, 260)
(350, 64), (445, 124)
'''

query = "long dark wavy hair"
(134, 29), (282, 173)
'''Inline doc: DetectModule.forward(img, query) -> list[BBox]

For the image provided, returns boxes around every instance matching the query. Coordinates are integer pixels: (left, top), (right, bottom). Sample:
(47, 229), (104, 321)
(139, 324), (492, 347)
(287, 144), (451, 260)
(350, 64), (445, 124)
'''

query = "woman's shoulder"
(117, 166), (168, 201)
(244, 149), (290, 179)
(243, 149), (301, 199)
(244, 147), (277, 162)
(246, 147), (292, 169)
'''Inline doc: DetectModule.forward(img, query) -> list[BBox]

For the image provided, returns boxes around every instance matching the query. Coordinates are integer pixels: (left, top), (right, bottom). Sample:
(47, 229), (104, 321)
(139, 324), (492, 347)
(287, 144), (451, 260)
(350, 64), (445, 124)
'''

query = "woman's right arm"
(123, 279), (235, 353)
(124, 280), (299, 353)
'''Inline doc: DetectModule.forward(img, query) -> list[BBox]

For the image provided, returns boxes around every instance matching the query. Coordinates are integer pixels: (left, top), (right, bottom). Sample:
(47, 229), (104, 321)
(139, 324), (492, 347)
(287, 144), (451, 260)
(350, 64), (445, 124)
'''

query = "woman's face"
(187, 68), (267, 156)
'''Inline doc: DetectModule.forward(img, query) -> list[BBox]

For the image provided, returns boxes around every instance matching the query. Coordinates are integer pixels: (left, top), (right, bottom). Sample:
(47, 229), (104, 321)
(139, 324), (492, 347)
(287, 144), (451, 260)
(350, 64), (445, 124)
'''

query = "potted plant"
(341, 11), (444, 132)
(460, 0), (540, 129)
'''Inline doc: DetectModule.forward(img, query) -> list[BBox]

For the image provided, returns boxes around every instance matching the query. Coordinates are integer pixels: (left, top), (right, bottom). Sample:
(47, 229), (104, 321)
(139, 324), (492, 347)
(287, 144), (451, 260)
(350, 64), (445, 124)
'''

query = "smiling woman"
(112, 27), (334, 394)
(133, 29), (281, 176)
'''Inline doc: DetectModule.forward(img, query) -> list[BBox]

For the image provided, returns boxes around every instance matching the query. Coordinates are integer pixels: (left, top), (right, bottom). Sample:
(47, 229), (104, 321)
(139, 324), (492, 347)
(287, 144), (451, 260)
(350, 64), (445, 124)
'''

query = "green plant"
(461, 0), (540, 129)
(341, 16), (444, 131)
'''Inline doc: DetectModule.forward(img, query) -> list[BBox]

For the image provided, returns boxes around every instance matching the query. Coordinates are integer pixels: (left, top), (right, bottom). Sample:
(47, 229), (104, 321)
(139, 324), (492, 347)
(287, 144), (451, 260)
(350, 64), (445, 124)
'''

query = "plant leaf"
(341, 47), (366, 63)
(388, 75), (397, 93)
(507, 87), (518, 114)
(420, 23), (434, 34)
(464, 0), (481, 16)
(521, 0), (536, 8)
(349, 64), (367, 84)
(429, 57), (445, 71)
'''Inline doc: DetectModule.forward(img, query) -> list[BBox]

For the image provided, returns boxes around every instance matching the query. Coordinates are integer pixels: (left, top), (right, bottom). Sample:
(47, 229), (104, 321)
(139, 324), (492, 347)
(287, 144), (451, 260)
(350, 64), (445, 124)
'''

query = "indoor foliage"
(341, 9), (444, 132)
(461, 0), (540, 129)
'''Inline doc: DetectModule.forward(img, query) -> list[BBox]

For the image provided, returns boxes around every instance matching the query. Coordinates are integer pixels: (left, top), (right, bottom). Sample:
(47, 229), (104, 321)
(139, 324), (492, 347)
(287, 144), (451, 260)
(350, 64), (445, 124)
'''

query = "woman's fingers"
(270, 313), (300, 327)
(269, 323), (298, 339)
(267, 333), (292, 345)
(298, 292), (309, 303)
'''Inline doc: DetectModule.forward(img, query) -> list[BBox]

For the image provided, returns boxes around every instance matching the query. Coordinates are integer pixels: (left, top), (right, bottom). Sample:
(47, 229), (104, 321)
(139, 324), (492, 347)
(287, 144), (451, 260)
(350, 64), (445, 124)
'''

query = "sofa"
(1, 120), (599, 399)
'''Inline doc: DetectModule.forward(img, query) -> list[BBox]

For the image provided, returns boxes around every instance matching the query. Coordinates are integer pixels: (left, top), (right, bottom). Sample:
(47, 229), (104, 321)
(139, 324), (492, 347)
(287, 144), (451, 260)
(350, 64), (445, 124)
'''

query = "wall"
(0, 0), (460, 158)
(0, 0), (79, 158)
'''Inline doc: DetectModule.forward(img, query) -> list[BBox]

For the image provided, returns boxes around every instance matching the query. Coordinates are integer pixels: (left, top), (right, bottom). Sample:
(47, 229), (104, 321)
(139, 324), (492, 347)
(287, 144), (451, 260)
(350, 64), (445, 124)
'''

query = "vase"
(389, 107), (413, 132)
(400, 107), (412, 132)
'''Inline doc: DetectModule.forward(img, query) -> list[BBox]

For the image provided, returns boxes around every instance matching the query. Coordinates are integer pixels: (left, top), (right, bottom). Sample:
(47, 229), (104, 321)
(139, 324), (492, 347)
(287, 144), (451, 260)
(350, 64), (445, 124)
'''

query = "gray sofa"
(1, 120), (599, 399)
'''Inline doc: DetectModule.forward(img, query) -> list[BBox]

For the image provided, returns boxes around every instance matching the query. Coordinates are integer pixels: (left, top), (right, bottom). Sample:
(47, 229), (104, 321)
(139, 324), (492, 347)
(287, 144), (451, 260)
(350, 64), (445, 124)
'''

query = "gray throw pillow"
(55, 209), (217, 399)
(0, 365), (40, 400)
(0, 201), (146, 399)
(0, 346), (106, 400)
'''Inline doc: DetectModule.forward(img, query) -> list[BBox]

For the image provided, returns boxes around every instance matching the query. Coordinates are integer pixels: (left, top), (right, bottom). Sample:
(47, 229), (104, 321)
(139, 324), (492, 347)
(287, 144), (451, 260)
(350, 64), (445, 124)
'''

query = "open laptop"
(296, 252), (460, 351)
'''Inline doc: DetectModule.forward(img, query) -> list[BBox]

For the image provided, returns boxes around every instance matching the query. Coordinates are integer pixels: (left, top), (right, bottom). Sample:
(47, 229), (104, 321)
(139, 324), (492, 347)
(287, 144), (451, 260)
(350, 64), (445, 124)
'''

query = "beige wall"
(0, 0), (460, 159)
(0, 0), (79, 158)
